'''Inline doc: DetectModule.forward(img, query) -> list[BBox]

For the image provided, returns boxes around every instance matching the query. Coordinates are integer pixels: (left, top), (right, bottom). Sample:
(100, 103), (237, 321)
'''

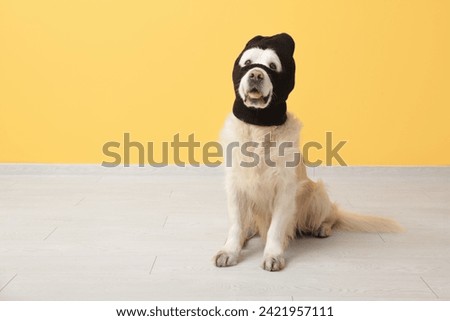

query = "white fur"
(238, 48), (282, 71)
(214, 113), (403, 271)
(215, 113), (302, 271)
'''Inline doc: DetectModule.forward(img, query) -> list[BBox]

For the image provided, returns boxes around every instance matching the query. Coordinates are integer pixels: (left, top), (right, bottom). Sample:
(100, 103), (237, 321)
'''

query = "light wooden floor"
(0, 165), (449, 300)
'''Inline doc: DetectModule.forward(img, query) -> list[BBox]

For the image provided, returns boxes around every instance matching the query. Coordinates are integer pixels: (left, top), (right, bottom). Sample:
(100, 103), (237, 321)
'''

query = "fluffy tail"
(334, 209), (404, 233)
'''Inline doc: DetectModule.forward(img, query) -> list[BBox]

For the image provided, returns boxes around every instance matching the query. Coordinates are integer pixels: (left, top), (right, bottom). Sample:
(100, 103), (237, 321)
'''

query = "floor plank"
(0, 165), (449, 300)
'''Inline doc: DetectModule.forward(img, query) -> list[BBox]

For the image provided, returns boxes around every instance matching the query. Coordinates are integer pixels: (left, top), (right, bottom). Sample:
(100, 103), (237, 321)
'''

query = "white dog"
(214, 33), (402, 272)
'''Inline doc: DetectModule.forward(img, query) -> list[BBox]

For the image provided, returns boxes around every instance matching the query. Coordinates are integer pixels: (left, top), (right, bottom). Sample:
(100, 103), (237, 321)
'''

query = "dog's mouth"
(244, 88), (271, 105)
(248, 88), (263, 99)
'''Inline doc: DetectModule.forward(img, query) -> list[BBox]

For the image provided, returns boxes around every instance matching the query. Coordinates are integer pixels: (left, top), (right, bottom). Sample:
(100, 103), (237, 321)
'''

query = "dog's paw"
(214, 251), (238, 267)
(313, 225), (332, 238)
(262, 255), (285, 272)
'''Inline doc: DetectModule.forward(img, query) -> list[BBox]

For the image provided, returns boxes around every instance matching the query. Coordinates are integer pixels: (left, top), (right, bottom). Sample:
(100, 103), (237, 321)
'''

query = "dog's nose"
(249, 70), (264, 81)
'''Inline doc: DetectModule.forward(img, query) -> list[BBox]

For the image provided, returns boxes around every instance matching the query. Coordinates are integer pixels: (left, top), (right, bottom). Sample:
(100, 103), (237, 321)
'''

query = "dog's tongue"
(248, 89), (262, 99)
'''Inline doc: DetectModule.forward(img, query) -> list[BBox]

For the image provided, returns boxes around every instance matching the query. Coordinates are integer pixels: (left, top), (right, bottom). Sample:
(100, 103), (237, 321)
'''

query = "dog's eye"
(269, 63), (277, 70)
(244, 59), (251, 66)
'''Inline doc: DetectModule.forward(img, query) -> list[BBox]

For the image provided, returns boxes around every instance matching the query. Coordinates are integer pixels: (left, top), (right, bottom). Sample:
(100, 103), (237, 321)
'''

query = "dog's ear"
(245, 35), (264, 48)
(276, 33), (295, 56)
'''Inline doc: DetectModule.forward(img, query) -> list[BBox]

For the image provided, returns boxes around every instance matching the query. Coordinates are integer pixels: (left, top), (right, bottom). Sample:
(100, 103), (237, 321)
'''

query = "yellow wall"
(0, 0), (449, 165)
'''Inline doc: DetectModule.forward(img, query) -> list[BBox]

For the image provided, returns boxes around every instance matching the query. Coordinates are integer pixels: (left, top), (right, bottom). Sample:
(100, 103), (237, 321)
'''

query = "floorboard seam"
(162, 216), (168, 228)
(0, 274), (18, 293)
(74, 197), (86, 207)
(43, 227), (58, 241)
(420, 276), (439, 299)
(149, 256), (158, 275)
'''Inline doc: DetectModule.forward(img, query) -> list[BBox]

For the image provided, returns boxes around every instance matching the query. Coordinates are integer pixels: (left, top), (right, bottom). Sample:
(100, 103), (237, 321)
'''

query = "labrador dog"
(214, 33), (402, 272)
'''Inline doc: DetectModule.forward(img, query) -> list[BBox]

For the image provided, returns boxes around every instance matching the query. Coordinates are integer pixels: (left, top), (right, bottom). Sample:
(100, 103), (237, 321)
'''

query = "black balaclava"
(232, 33), (296, 126)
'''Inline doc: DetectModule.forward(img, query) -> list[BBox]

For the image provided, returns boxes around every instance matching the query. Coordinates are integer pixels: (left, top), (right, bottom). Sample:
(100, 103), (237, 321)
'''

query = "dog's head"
(233, 33), (296, 109)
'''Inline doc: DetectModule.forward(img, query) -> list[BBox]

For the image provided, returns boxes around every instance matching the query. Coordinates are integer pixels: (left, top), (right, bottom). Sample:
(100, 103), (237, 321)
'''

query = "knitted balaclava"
(232, 33), (296, 126)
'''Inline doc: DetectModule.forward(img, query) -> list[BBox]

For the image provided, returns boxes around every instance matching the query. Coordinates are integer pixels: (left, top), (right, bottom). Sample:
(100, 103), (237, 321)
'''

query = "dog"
(214, 33), (402, 272)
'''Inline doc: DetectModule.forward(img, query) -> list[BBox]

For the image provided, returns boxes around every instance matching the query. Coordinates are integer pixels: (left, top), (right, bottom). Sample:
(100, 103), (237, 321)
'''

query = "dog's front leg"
(214, 188), (246, 267)
(262, 183), (297, 271)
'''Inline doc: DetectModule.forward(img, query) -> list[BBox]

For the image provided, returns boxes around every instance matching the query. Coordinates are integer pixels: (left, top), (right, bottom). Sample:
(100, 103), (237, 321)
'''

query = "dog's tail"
(334, 209), (403, 233)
